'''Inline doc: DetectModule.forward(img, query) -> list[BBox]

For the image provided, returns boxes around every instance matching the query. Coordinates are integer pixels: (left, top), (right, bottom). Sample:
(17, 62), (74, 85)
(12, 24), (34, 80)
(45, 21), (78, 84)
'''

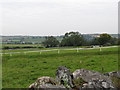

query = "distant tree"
(118, 38), (120, 45)
(42, 36), (59, 48)
(110, 37), (118, 45)
(98, 33), (112, 45)
(91, 37), (100, 45)
(60, 31), (84, 46)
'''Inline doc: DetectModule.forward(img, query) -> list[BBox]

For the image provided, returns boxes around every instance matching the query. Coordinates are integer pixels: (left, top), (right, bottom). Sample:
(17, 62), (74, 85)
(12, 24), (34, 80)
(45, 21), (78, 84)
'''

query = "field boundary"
(0, 46), (118, 55)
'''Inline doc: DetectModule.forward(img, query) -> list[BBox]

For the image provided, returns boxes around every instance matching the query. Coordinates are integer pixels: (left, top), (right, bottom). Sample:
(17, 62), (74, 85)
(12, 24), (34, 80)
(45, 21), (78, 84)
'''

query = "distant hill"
(1, 34), (119, 44)
(82, 34), (119, 41)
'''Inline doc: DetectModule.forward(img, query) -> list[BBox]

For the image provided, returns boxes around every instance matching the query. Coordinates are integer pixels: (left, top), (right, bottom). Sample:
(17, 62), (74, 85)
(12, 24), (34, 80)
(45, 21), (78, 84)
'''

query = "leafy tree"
(42, 36), (59, 48)
(60, 32), (84, 46)
(91, 37), (100, 45)
(98, 33), (112, 45)
(118, 38), (120, 45)
(110, 37), (118, 45)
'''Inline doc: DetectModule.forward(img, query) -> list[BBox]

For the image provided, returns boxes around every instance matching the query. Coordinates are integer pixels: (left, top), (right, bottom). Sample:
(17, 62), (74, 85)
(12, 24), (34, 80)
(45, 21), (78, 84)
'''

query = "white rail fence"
(0, 46), (118, 56)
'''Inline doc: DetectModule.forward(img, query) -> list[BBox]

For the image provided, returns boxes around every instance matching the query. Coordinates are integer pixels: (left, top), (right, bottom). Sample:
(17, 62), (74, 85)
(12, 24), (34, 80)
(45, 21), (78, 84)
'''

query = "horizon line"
(0, 33), (119, 36)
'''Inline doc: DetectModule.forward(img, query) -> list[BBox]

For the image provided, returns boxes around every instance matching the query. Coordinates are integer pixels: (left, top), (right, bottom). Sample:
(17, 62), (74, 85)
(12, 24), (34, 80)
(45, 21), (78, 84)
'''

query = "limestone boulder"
(29, 76), (65, 89)
(56, 66), (74, 88)
(73, 69), (114, 88)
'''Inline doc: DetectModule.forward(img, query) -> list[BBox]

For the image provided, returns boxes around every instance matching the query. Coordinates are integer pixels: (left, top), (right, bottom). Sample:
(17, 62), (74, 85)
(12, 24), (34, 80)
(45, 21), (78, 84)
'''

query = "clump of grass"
(111, 76), (120, 88)
(90, 60), (95, 62)
(73, 77), (86, 88)
(43, 61), (47, 63)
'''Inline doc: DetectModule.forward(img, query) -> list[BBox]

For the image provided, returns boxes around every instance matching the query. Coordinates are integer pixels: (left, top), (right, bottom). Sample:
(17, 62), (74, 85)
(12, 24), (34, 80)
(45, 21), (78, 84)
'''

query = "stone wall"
(29, 66), (120, 89)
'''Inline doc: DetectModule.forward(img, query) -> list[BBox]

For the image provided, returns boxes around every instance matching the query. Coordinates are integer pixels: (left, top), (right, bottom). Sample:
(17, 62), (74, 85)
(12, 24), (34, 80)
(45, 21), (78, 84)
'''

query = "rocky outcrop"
(104, 71), (120, 78)
(56, 66), (74, 88)
(73, 69), (114, 88)
(29, 76), (65, 89)
(29, 66), (120, 89)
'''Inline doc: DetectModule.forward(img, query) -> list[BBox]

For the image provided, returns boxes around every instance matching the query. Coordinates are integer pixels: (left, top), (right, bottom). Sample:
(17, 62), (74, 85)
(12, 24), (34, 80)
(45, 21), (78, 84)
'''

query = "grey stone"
(73, 69), (114, 88)
(56, 66), (74, 88)
(73, 69), (105, 82)
(29, 76), (66, 89)
(29, 66), (120, 89)
(104, 71), (120, 78)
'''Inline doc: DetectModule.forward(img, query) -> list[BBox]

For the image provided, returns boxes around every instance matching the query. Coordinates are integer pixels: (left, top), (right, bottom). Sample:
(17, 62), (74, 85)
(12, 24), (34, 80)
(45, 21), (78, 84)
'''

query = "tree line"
(42, 32), (119, 48)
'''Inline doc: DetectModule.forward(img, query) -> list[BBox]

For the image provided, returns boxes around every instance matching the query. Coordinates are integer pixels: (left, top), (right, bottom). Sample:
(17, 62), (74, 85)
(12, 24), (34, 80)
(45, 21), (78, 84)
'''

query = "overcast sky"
(0, 0), (119, 36)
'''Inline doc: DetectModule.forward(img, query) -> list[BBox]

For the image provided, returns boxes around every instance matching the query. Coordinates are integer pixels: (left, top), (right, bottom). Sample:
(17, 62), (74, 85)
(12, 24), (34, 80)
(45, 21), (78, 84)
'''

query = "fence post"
(80, 60), (82, 64)
(24, 52), (26, 55)
(100, 47), (102, 51)
(58, 49), (60, 54)
(77, 48), (79, 52)
(10, 53), (12, 56)
(40, 51), (42, 54)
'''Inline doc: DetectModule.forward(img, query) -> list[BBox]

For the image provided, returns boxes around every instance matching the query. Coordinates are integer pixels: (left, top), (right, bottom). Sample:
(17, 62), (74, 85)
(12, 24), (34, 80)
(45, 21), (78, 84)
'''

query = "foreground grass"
(2, 47), (118, 88)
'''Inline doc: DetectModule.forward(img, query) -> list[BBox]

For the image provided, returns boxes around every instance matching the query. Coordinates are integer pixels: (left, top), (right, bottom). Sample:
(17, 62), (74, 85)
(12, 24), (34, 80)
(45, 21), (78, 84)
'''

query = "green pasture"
(2, 46), (89, 53)
(2, 47), (118, 88)
(2, 44), (44, 49)
(2, 44), (43, 47)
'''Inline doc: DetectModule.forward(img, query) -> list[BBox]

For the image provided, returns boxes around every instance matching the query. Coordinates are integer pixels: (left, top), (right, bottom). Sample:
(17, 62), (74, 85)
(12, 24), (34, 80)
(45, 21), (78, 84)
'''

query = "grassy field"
(2, 46), (92, 53)
(2, 47), (118, 88)
(2, 44), (44, 49)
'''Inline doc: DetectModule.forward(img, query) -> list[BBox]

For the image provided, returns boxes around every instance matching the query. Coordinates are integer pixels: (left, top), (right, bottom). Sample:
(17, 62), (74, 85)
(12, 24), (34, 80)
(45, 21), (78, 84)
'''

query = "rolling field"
(2, 44), (44, 49)
(2, 46), (92, 53)
(2, 47), (118, 88)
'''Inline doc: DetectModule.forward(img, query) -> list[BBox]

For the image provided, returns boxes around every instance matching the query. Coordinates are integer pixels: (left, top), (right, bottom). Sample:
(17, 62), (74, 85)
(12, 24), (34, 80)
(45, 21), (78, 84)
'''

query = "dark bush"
(3, 46), (10, 49)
